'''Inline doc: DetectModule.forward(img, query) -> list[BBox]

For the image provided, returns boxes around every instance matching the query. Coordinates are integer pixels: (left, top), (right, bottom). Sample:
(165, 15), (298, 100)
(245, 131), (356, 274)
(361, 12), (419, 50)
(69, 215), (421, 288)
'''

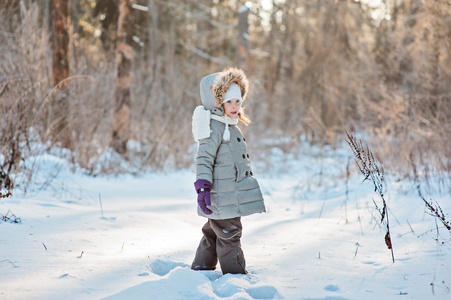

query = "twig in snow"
(42, 242), (47, 250)
(353, 246), (359, 260)
(417, 227), (444, 238)
(358, 215), (364, 235)
(317, 199), (326, 219)
(0, 259), (16, 267)
(1, 210), (21, 223)
(356, 197), (364, 235)
(99, 193), (104, 218)
(406, 219), (415, 235)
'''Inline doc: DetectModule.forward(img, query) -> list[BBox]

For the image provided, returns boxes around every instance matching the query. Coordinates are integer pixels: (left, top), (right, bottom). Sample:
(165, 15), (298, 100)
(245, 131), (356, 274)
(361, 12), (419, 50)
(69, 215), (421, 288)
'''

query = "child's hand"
(197, 190), (212, 215)
(194, 179), (213, 215)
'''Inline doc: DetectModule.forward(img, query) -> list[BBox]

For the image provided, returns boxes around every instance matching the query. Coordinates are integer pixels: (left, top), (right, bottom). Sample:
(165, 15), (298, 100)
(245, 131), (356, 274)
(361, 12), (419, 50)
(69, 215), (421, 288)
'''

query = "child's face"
(223, 99), (241, 119)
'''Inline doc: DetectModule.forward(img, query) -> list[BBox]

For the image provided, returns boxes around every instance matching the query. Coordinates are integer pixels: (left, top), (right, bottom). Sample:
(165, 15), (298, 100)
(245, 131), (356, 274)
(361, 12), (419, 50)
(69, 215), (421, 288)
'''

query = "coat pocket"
(234, 163), (249, 182)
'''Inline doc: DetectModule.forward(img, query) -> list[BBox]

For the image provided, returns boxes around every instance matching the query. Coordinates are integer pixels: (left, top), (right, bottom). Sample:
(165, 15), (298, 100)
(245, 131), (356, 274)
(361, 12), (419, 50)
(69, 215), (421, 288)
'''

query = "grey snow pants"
(191, 217), (246, 274)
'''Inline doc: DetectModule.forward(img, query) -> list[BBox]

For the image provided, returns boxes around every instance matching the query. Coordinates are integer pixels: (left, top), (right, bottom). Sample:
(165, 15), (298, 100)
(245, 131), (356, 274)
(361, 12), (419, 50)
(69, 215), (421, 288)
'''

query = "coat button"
(243, 138), (246, 142)
(245, 171), (249, 176)
(247, 154), (249, 158)
(237, 137), (241, 142)
(250, 171), (253, 176)
(242, 154), (246, 159)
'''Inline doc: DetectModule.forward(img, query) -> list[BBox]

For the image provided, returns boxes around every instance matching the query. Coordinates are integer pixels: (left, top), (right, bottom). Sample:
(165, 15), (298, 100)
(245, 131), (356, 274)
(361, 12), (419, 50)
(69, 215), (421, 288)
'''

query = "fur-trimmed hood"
(199, 72), (221, 114)
(211, 68), (249, 107)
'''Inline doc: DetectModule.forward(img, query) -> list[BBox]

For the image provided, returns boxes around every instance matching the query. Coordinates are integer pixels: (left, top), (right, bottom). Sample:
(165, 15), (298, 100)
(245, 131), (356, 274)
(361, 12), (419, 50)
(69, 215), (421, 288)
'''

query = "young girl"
(191, 67), (266, 275)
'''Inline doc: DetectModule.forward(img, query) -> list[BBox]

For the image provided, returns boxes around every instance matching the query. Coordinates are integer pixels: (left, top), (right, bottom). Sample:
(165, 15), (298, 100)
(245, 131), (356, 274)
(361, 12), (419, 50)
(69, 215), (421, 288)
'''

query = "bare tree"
(238, 4), (249, 71)
(52, 0), (72, 148)
(112, 0), (134, 154)
(52, 0), (69, 86)
(429, 0), (442, 116)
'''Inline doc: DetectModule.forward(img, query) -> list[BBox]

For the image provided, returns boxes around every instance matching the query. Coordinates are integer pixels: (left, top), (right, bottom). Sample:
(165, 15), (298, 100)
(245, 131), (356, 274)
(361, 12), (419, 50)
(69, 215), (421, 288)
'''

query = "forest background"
(1, 0), (451, 196)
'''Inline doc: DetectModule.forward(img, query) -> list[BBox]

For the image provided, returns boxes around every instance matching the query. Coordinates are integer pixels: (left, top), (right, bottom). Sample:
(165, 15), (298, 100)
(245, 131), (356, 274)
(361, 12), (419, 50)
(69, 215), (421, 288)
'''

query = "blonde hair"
(238, 109), (251, 126)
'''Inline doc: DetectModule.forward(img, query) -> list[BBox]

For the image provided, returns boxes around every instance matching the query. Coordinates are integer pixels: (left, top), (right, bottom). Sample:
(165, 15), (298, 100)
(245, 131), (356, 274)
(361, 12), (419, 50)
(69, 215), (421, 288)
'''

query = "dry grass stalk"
(410, 153), (451, 231)
(0, 210), (21, 223)
(345, 131), (395, 262)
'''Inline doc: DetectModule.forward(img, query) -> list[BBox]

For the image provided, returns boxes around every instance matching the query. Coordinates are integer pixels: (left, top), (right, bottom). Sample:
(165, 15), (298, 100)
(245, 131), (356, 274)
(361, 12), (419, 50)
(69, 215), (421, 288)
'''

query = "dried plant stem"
(406, 219), (415, 235)
(344, 157), (351, 223)
(346, 131), (395, 262)
(385, 208), (395, 263)
(0, 259), (16, 267)
(410, 153), (451, 231)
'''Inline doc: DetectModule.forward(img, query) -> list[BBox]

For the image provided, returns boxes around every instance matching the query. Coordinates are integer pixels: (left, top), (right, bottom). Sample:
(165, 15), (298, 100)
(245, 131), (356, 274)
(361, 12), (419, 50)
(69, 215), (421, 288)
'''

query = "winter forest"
(1, 0), (451, 299)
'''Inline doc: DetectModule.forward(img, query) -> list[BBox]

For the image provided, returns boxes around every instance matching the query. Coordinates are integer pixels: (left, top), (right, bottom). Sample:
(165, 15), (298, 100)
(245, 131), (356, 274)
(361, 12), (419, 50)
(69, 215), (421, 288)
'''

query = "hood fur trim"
(211, 68), (249, 108)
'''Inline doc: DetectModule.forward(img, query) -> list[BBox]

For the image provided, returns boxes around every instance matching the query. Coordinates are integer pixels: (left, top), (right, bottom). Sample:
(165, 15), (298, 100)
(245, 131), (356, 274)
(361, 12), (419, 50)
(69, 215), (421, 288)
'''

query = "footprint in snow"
(148, 259), (189, 276)
(324, 284), (340, 292)
(209, 272), (282, 299)
(106, 265), (282, 299)
(246, 285), (280, 299)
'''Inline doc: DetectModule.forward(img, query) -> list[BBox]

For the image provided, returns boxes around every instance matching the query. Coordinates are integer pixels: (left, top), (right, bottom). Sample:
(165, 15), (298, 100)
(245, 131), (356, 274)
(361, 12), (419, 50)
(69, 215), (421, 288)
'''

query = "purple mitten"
(194, 179), (213, 215)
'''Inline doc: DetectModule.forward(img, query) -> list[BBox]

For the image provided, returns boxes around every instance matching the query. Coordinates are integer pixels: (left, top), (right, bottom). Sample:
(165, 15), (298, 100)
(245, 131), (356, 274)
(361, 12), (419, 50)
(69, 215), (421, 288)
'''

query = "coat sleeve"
(196, 122), (222, 183)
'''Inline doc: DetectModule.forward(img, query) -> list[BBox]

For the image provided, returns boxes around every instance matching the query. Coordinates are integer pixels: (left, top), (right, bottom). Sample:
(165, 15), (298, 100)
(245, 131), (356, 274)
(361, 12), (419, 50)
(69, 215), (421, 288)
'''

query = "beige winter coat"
(195, 68), (266, 219)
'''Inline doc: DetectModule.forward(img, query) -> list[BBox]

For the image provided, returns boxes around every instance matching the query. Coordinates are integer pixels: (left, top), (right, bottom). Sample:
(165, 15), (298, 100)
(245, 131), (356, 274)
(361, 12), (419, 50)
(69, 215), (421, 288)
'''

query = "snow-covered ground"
(1, 146), (450, 299)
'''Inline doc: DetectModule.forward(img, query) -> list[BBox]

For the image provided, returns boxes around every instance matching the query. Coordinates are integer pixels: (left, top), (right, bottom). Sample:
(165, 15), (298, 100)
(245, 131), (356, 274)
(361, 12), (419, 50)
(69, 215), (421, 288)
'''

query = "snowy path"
(1, 153), (450, 299)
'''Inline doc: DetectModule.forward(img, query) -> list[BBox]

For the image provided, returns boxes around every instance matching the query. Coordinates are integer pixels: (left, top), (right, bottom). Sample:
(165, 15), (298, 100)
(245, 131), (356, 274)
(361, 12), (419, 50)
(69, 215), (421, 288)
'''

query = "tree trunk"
(52, 0), (69, 86)
(266, 0), (277, 97)
(52, 0), (71, 148)
(430, 0), (441, 117)
(112, 0), (134, 154)
(238, 4), (249, 72)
